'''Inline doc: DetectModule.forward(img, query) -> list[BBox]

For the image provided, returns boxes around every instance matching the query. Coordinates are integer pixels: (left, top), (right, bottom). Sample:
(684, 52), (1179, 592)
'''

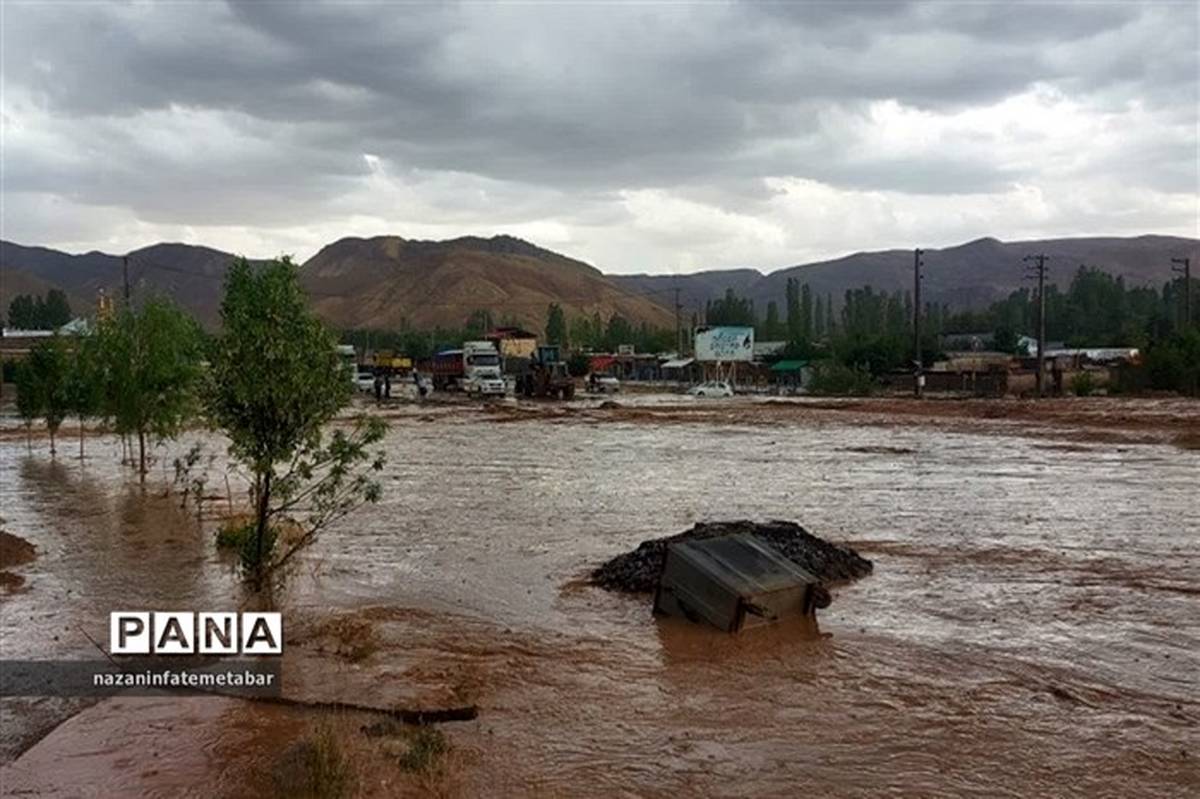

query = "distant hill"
(612, 235), (1200, 319)
(299, 234), (676, 331)
(0, 240), (243, 328)
(4, 233), (1195, 333)
(0, 266), (91, 326)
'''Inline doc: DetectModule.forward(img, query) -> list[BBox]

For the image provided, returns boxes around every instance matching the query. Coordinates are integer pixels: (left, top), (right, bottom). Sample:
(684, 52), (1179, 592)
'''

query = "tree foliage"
(17, 336), (72, 455)
(208, 257), (386, 588)
(706, 288), (755, 327)
(6, 289), (72, 329)
(97, 299), (205, 477)
(545, 303), (567, 346)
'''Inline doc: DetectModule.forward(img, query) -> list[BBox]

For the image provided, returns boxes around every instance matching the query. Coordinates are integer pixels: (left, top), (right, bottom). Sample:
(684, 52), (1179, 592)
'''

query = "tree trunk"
(49, 428), (56, 458)
(79, 416), (85, 460)
(253, 469), (273, 590)
(138, 427), (147, 482)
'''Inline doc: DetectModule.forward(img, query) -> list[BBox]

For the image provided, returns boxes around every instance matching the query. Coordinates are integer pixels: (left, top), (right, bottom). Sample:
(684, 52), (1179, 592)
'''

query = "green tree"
(706, 288), (755, 327)
(545, 303), (567, 346)
(8, 294), (37, 328)
(785, 278), (800, 340)
(207, 257), (386, 588)
(23, 336), (72, 455)
(14, 360), (43, 451)
(800, 283), (813, 341)
(43, 289), (73, 328)
(464, 309), (494, 338)
(763, 301), (783, 339)
(603, 314), (634, 351)
(98, 299), (204, 479)
(67, 334), (105, 459)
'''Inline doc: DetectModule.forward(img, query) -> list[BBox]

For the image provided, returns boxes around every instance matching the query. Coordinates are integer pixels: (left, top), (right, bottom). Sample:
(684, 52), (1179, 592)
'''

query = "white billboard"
(694, 326), (754, 362)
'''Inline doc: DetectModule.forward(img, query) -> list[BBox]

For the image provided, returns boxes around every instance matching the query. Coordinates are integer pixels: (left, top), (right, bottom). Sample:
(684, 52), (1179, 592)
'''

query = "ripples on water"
(1, 406), (1197, 796)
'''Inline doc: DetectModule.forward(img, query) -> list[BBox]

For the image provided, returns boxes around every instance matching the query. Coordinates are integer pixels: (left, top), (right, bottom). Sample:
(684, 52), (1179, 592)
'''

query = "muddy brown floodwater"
(1, 396), (1198, 797)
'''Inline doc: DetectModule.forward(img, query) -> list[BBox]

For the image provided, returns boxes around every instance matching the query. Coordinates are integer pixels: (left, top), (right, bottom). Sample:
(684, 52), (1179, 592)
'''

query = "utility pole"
(674, 285), (683, 356)
(1171, 257), (1192, 329)
(122, 255), (132, 307)
(1024, 254), (1049, 398)
(913, 248), (924, 398)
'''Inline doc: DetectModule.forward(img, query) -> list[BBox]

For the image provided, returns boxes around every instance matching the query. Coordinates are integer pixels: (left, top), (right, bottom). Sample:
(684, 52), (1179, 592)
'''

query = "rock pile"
(591, 519), (873, 593)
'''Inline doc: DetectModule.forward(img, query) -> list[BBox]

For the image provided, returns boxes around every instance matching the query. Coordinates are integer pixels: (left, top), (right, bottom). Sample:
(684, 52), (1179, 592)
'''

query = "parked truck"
(517, 344), (575, 400)
(429, 349), (464, 390)
(463, 340), (507, 398)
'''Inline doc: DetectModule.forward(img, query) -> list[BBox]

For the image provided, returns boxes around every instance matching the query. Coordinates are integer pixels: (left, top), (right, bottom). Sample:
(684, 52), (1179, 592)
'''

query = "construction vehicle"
(517, 345), (575, 400)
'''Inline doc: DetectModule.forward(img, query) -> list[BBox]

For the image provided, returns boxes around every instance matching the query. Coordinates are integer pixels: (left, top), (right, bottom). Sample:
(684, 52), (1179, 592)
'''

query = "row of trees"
(15, 301), (204, 469)
(944, 267), (1198, 348)
(6, 289), (73, 330)
(696, 267), (1198, 393)
(14, 258), (386, 589)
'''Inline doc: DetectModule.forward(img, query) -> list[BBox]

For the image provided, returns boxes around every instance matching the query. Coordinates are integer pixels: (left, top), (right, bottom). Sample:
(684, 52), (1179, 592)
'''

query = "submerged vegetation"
(11, 257), (388, 592)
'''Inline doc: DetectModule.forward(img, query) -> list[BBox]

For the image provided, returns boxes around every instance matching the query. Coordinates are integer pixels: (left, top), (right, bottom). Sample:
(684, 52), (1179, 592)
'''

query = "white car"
(592, 375), (621, 393)
(688, 380), (734, 398)
(355, 371), (376, 393)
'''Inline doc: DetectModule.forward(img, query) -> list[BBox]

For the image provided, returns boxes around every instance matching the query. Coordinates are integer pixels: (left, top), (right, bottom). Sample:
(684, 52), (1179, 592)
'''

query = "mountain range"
(2, 234), (1196, 333)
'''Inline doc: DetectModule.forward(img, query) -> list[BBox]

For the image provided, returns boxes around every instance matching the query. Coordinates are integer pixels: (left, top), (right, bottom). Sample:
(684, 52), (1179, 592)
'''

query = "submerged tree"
(21, 336), (72, 456)
(207, 257), (386, 590)
(97, 299), (204, 479)
(67, 334), (105, 459)
(14, 361), (42, 451)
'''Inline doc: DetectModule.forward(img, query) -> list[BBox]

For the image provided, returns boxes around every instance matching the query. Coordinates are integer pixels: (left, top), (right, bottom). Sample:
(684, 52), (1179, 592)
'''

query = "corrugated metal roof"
(670, 534), (816, 594)
(769, 359), (809, 372)
(661, 358), (695, 368)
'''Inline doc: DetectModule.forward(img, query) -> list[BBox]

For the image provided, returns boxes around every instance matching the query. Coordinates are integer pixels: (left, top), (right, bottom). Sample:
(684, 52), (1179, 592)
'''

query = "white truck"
(462, 340), (507, 398)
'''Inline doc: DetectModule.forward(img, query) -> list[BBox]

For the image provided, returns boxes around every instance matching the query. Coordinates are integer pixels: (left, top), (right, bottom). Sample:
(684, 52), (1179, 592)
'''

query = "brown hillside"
(1, 267), (92, 324)
(300, 235), (676, 331)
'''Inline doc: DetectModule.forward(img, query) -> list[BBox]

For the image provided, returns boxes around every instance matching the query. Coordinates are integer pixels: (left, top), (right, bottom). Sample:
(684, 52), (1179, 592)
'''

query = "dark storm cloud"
(2, 0), (1196, 265)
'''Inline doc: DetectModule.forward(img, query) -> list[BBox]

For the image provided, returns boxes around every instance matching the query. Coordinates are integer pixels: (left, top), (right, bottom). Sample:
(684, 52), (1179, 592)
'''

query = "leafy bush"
(215, 519), (277, 575)
(807, 361), (875, 396)
(1069, 371), (1097, 396)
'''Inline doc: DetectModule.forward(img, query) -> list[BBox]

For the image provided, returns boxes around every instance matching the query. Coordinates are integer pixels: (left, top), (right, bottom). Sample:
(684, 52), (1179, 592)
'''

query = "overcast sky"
(3, 1), (1197, 274)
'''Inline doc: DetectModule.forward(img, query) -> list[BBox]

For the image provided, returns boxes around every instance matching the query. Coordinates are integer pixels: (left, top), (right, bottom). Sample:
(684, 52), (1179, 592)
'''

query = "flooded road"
(2, 397), (1198, 796)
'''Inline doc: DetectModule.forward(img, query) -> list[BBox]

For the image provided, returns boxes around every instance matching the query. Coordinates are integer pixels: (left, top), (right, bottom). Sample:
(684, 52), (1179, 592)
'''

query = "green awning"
(769, 359), (809, 373)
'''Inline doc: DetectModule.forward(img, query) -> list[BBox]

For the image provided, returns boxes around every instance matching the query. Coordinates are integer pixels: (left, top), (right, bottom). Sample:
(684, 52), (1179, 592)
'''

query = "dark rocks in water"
(591, 520), (873, 593)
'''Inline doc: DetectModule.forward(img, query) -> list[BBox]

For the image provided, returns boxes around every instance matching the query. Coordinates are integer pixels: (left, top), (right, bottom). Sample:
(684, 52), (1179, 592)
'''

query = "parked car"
(355, 371), (376, 393)
(688, 380), (734, 398)
(597, 375), (620, 393)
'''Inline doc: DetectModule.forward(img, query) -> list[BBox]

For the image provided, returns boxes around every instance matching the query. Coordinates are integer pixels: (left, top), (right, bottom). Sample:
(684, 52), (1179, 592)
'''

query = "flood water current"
(1, 397), (1197, 797)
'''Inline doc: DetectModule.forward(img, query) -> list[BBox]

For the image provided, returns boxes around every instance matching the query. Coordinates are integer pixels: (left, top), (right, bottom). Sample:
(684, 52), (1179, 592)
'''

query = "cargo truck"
(463, 340), (507, 398)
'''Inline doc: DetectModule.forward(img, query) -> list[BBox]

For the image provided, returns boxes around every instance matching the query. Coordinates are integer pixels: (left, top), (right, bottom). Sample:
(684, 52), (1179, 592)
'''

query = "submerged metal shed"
(653, 534), (823, 632)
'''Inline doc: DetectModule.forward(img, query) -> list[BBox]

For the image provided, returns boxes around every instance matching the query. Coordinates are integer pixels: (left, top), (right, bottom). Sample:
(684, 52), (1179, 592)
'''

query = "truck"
(429, 349), (464, 390)
(517, 344), (575, 400)
(462, 340), (507, 398)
